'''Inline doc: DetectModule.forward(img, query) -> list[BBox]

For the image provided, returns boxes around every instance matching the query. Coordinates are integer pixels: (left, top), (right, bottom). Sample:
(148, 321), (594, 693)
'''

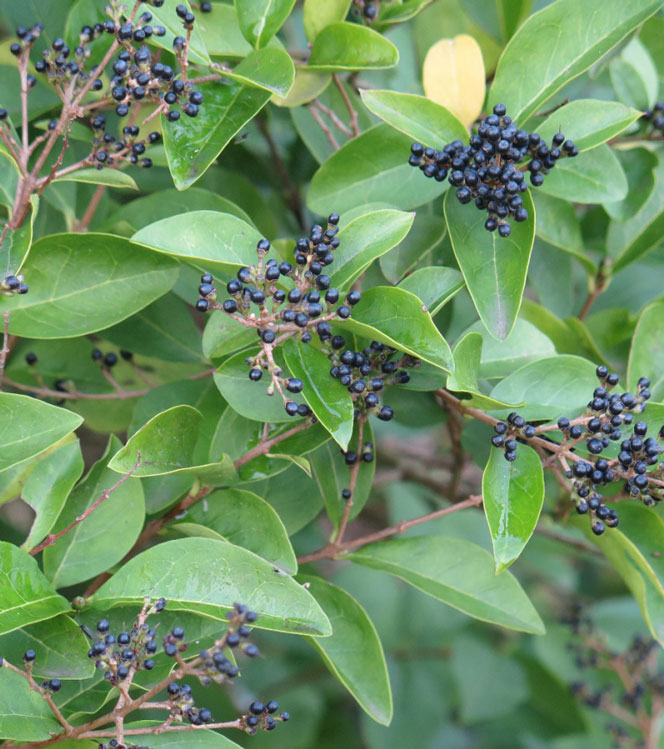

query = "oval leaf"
(444, 188), (535, 340)
(0, 669), (61, 741)
(303, 0), (351, 41)
(349, 536), (545, 634)
(300, 575), (392, 725)
(92, 537), (332, 636)
(482, 443), (545, 572)
(308, 22), (399, 71)
(398, 267), (464, 316)
(235, 0), (296, 48)
(627, 300), (664, 396)
(222, 47), (295, 97)
(54, 168), (138, 190)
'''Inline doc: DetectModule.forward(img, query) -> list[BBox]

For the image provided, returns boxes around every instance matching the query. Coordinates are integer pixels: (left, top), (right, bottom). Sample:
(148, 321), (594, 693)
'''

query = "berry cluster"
(407, 104), (579, 236)
(242, 699), (290, 735)
(491, 412), (537, 461)
(1, 273), (29, 296)
(89, 119), (160, 169)
(643, 101), (664, 135)
(196, 215), (366, 417)
(91, 347), (134, 369)
(351, 0), (380, 21)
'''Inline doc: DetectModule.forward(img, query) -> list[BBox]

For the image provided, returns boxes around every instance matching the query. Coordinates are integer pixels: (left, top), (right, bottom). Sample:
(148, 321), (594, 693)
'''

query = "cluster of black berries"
(642, 101), (664, 135)
(351, 0), (379, 20)
(1, 273), (28, 296)
(196, 215), (366, 417)
(491, 411), (537, 461)
(99, 743), (147, 749)
(91, 347), (134, 369)
(89, 118), (161, 169)
(14, 649), (63, 694)
(408, 104), (579, 236)
(242, 699), (290, 735)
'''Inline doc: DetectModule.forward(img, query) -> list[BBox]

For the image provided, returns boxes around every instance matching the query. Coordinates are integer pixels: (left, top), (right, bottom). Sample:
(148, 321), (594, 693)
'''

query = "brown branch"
(233, 419), (312, 469)
(314, 99), (353, 136)
(332, 74), (359, 137)
(78, 721), (242, 738)
(309, 104), (340, 150)
(74, 184), (107, 232)
(28, 454), (142, 556)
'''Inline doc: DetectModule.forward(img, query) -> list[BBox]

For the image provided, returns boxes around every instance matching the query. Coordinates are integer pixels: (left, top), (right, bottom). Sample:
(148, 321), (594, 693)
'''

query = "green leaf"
(380, 213), (447, 283)
(162, 81), (271, 190)
(0, 394), (83, 474)
(627, 300), (664, 394)
(203, 310), (256, 360)
(490, 354), (598, 421)
(488, 0), (662, 124)
(178, 488), (297, 574)
(0, 615), (94, 680)
(398, 267), (465, 316)
(0, 150), (19, 210)
(282, 340), (354, 449)
(604, 147), (658, 222)
(214, 348), (304, 423)
(307, 22), (398, 71)
(108, 406), (237, 483)
(300, 575), (392, 725)
(531, 192), (597, 274)
(54, 168), (138, 190)
(536, 145), (628, 204)
(272, 68), (331, 107)
(132, 210), (262, 276)
(92, 537), (332, 636)
(375, 0), (435, 28)
(0, 542), (69, 636)
(198, 2), (256, 57)
(310, 419), (375, 528)
(221, 47), (295, 97)
(0, 195), (38, 277)
(148, 0), (210, 65)
(0, 669), (61, 740)
(122, 724), (242, 748)
(444, 188), (535, 340)
(342, 286), (453, 372)
(329, 209), (415, 290)
(235, 0), (295, 48)
(303, 0), (351, 41)
(22, 440), (84, 552)
(307, 124), (447, 215)
(610, 38), (659, 111)
(0, 233), (179, 339)
(609, 159), (664, 272)
(43, 437), (145, 588)
(349, 536), (545, 634)
(482, 443), (544, 572)
(101, 294), (205, 364)
(536, 99), (641, 153)
(360, 90), (467, 150)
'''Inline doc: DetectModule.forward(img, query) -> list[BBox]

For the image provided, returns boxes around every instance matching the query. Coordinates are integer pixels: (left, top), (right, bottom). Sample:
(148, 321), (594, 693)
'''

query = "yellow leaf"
(422, 34), (486, 128)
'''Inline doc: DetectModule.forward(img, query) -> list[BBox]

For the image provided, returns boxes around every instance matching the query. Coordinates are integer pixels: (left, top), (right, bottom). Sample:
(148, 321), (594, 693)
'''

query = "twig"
(332, 74), (359, 137)
(0, 311), (10, 388)
(28, 454), (142, 556)
(75, 184), (107, 232)
(309, 104), (340, 150)
(314, 99), (353, 136)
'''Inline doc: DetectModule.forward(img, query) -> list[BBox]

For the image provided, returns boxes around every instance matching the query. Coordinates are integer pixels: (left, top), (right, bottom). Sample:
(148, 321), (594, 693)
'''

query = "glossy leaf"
(162, 81), (271, 190)
(604, 147), (658, 222)
(341, 286), (453, 372)
(22, 440), (84, 552)
(0, 615), (94, 680)
(380, 213), (447, 283)
(54, 168), (137, 190)
(307, 125), (447, 215)
(133, 211), (262, 276)
(609, 38), (659, 111)
(122, 724), (242, 748)
(0, 541), (69, 636)
(444, 188), (535, 340)
(488, 0), (662, 124)
(374, 0), (435, 28)
(0, 195), (38, 277)
(108, 406), (237, 483)
(360, 90), (467, 150)
(43, 437), (145, 588)
(422, 34), (485, 127)
(0, 394), (82, 474)
(222, 47), (295, 97)
(0, 669), (61, 740)
(203, 310), (256, 360)
(178, 488), (297, 574)
(536, 145), (628, 203)
(349, 536), (545, 634)
(329, 209), (415, 290)
(308, 22), (399, 71)
(147, 0), (210, 65)
(303, 0), (351, 40)
(300, 575), (392, 725)
(235, 0), (295, 48)
(536, 99), (641, 153)
(490, 355), (598, 421)
(92, 537), (332, 636)
(627, 300), (664, 394)
(482, 443), (545, 572)
(272, 68), (331, 107)
(398, 267), (465, 316)
(282, 339), (354, 449)
(0, 233), (179, 339)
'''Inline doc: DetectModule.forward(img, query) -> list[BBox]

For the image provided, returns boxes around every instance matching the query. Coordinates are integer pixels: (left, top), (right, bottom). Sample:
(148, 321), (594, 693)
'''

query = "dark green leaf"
(398, 267), (465, 316)
(380, 213), (447, 283)
(349, 536), (545, 634)
(444, 188), (535, 340)
(300, 575), (392, 725)
(0, 394), (83, 474)
(202, 310), (256, 360)
(162, 81), (271, 190)
(627, 300), (664, 394)
(604, 147), (658, 222)
(282, 340), (354, 449)
(308, 22), (399, 71)
(488, 0), (662, 123)
(482, 443), (544, 572)
(92, 537), (332, 636)
(0, 234), (179, 339)
(235, 0), (296, 48)
(0, 541), (69, 636)
(43, 437), (145, 588)
(342, 286), (453, 372)
(54, 168), (137, 190)
(0, 195), (38, 277)
(0, 669), (61, 740)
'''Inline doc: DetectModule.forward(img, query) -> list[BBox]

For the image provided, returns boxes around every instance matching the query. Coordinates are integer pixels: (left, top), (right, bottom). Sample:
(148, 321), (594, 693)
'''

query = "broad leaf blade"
(0, 669), (61, 741)
(54, 168), (138, 190)
(627, 300), (664, 396)
(92, 537), (332, 636)
(222, 47), (295, 97)
(397, 267), (464, 315)
(235, 0), (296, 48)
(308, 22), (399, 71)
(482, 443), (545, 572)
(349, 536), (545, 634)
(444, 188), (535, 340)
